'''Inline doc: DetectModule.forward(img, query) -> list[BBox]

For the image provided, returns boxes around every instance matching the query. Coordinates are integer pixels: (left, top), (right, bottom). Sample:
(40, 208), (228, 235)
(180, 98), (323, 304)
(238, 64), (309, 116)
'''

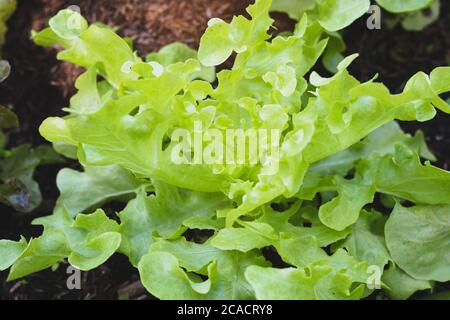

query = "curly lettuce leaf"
(139, 238), (268, 300)
(55, 165), (149, 216)
(303, 143), (450, 231)
(198, 0), (273, 66)
(385, 203), (450, 282)
(309, 121), (435, 177)
(211, 221), (277, 252)
(211, 203), (349, 254)
(382, 262), (432, 300)
(119, 182), (231, 266)
(316, 0), (370, 32)
(318, 175), (376, 231)
(147, 42), (215, 82)
(270, 0), (315, 20)
(271, 0), (370, 32)
(32, 9), (140, 88)
(7, 208), (121, 281)
(246, 249), (369, 300)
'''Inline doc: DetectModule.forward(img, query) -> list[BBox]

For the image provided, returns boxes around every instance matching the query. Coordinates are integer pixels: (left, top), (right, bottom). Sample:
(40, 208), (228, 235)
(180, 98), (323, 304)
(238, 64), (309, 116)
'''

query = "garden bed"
(0, 0), (449, 300)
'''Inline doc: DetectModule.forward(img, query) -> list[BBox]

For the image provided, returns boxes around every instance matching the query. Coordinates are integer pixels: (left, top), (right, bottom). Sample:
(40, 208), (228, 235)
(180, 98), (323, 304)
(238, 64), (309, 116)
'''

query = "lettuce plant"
(1, 0), (450, 300)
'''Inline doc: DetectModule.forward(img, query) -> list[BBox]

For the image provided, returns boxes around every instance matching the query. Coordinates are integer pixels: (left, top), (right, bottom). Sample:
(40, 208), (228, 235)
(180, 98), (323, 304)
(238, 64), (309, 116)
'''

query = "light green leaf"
(316, 0), (370, 32)
(138, 251), (215, 300)
(211, 222), (277, 252)
(375, 145), (450, 205)
(69, 231), (121, 270)
(143, 238), (268, 299)
(270, 0), (316, 20)
(69, 65), (102, 114)
(386, 203), (450, 282)
(430, 66), (450, 95)
(246, 247), (369, 300)
(343, 210), (390, 269)
(55, 165), (147, 217)
(34, 13), (140, 88)
(147, 42), (215, 83)
(402, 0), (440, 31)
(246, 265), (331, 300)
(277, 236), (328, 268)
(28, 209), (121, 272)
(376, 0), (434, 13)
(49, 9), (88, 40)
(0, 238), (27, 271)
(8, 230), (70, 281)
(319, 176), (376, 231)
(119, 182), (230, 266)
(310, 121), (436, 176)
(246, 261), (366, 300)
(198, 0), (273, 66)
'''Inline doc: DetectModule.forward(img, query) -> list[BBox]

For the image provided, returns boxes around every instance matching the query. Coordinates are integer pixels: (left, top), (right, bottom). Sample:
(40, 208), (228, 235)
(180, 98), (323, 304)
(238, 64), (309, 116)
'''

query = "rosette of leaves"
(1, 0), (450, 300)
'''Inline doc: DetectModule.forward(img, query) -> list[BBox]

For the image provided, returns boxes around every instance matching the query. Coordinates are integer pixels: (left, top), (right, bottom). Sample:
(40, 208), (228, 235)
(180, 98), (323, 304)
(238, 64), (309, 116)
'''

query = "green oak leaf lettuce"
(55, 165), (149, 216)
(1, 0), (450, 301)
(119, 182), (231, 266)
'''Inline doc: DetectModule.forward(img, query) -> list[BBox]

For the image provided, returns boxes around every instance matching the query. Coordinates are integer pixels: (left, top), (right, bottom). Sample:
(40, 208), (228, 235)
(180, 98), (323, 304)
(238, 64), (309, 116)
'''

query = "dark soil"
(0, 0), (449, 300)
